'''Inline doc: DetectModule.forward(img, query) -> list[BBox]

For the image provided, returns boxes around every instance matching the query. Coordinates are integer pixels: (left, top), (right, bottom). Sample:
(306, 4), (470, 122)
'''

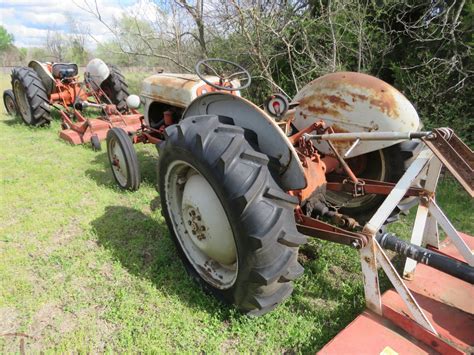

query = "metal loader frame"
(302, 127), (473, 353)
(358, 129), (473, 352)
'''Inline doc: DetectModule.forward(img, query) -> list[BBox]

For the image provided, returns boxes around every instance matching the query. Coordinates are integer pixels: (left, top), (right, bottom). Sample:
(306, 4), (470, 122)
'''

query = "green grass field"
(0, 72), (472, 352)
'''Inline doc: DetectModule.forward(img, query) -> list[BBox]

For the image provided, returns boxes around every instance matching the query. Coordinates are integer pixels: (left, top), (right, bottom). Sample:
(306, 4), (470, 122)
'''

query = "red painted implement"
(8, 58), (144, 150)
(320, 233), (474, 355)
(57, 105), (143, 146)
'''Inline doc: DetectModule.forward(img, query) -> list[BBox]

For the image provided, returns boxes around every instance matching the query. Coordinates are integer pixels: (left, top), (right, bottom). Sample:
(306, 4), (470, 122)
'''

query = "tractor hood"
(141, 73), (240, 108)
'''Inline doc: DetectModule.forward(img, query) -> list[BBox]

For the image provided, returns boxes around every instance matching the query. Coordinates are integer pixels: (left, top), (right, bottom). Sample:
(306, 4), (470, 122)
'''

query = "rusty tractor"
(5, 58), (143, 150)
(107, 59), (472, 351)
(108, 59), (474, 350)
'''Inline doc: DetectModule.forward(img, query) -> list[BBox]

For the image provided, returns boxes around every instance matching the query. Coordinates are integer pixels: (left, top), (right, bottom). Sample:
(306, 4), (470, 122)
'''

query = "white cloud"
(0, 0), (155, 48)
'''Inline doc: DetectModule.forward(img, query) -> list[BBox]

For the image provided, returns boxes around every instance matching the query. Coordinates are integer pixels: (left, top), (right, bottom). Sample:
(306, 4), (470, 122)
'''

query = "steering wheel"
(195, 58), (251, 91)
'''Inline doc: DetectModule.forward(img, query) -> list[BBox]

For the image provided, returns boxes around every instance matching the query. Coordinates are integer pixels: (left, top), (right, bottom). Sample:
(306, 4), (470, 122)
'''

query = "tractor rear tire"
(326, 142), (421, 224)
(158, 115), (307, 315)
(106, 127), (140, 191)
(3, 89), (18, 116)
(11, 67), (51, 126)
(100, 65), (129, 112)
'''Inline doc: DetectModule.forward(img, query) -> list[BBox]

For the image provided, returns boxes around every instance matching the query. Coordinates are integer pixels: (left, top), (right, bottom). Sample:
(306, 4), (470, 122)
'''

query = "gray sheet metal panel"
(183, 93), (306, 190)
(28, 61), (55, 95)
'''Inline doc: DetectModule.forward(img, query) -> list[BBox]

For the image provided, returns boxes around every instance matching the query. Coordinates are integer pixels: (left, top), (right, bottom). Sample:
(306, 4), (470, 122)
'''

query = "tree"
(46, 31), (68, 62)
(66, 16), (90, 64)
(0, 25), (14, 51)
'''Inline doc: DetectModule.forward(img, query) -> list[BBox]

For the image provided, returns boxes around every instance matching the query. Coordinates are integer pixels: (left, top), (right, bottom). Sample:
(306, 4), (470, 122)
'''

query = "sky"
(0, 0), (158, 48)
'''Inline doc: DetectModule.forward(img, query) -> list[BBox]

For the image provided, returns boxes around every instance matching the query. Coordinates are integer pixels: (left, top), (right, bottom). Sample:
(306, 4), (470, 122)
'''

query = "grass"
(0, 71), (472, 353)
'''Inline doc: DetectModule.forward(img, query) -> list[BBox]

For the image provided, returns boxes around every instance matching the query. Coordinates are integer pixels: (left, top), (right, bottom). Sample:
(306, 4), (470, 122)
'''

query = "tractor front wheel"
(11, 67), (51, 126)
(106, 127), (140, 191)
(3, 89), (18, 116)
(158, 115), (307, 315)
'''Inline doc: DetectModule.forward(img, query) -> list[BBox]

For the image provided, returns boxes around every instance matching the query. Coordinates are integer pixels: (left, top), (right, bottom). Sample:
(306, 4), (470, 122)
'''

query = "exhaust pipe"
(376, 233), (474, 284)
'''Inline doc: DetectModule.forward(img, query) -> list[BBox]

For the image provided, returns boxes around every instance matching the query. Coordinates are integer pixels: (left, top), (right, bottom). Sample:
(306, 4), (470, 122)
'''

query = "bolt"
(196, 215), (201, 221)
(200, 226), (206, 231)
(177, 177), (187, 185)
(188, 220), (192, 226)
(351, 240), (361, 249)
(189, 210), (196, 217)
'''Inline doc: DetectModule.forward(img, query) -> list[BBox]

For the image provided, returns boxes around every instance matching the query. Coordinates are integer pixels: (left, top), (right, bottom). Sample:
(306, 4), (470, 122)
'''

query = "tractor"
(105, 58), (473, 352)
(4, 58), (142, 150)
(4, 56), (471, 351)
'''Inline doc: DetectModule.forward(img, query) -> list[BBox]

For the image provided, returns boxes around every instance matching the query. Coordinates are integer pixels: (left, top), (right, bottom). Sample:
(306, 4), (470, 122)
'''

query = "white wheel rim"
(165, 160), (238, 289)
(109, 138), (128, 187)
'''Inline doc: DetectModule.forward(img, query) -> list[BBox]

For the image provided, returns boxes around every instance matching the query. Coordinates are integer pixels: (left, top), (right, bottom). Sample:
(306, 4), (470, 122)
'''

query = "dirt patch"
(220, 337), (240, 352)
(0, 307), (34, 353)
(28, 303), (64, 338)
(0, 307), (21, 334)
(40, 220), (83, 256)
(328, 265), (352, 279)
(20, 302), (78, 352)
(304, 297), (338, 311)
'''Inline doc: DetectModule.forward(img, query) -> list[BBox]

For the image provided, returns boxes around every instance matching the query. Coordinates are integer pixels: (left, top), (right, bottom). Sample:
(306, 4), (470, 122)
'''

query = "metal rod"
(81, 101), (106, 109)
(344, 138), (360, 158)
(377, 233), (474, 284)
(305, 131), (432, 142)
(326, 139), (359, 183)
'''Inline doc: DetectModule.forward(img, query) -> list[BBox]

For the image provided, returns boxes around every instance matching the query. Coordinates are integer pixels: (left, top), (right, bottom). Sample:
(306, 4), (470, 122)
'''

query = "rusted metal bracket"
(296, 215), (368, 249)
(327, 177), (424, 197)
(423, 128), (473, 197)
(359, 148), (436, 333)
(359, 141), (473, 334)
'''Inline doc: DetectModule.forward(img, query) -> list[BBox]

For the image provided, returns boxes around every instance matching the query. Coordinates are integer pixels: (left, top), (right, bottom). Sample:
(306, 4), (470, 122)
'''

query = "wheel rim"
(165, 160), (238, 289)
(13, 80), (32, 123)
(108, 138), (128, 187)
(4, 95), (17, 115)
(326, 150), (387, 208)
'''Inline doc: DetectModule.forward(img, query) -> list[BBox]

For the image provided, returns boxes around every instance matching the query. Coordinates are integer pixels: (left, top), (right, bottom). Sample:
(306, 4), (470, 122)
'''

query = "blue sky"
(0, 0), (154, 48)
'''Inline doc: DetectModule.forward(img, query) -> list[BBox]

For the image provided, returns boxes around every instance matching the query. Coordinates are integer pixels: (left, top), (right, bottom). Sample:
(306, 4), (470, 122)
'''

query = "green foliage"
(0, 25), (14, 51)
(27, 47), (52, 62)
(66, 40), (89, 65)
(96, 42), (131, 67)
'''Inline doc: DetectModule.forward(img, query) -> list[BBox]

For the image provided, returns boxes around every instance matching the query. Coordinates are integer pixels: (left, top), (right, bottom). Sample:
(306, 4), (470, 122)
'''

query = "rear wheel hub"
(165, 161), (238, 289)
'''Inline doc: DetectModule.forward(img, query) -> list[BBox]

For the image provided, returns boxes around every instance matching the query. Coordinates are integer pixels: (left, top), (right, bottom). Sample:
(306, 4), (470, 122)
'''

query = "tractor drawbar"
(376, 233), (474, 284)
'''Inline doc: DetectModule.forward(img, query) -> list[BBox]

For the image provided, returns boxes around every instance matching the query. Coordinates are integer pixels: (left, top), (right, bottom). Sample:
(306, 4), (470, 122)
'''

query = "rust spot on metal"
(305, 72), (401, 119)
(350, 93), (369, 102)
(329, 124), (352, 152)
(326, 95), (351, 110)
(300, 93), (352, 113)
(306, 105), (341, 117)
(369, 97), (399, 118)
(331, 124), (349, 133)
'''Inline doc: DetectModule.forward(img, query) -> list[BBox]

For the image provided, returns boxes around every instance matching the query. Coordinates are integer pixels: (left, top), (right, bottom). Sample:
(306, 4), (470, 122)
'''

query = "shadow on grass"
(1, 115), (24, 126)
(85, 149), (158, 189)
(90, 205), (231, 316)
(91, 205), (392, 351)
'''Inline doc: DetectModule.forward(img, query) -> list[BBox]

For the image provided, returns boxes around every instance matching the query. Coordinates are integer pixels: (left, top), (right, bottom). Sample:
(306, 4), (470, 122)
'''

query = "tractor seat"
(52, 63), (78, 79)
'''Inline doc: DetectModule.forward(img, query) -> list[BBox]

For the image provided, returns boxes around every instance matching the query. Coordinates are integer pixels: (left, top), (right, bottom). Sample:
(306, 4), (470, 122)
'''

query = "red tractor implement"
(6, 59), (142, 150)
